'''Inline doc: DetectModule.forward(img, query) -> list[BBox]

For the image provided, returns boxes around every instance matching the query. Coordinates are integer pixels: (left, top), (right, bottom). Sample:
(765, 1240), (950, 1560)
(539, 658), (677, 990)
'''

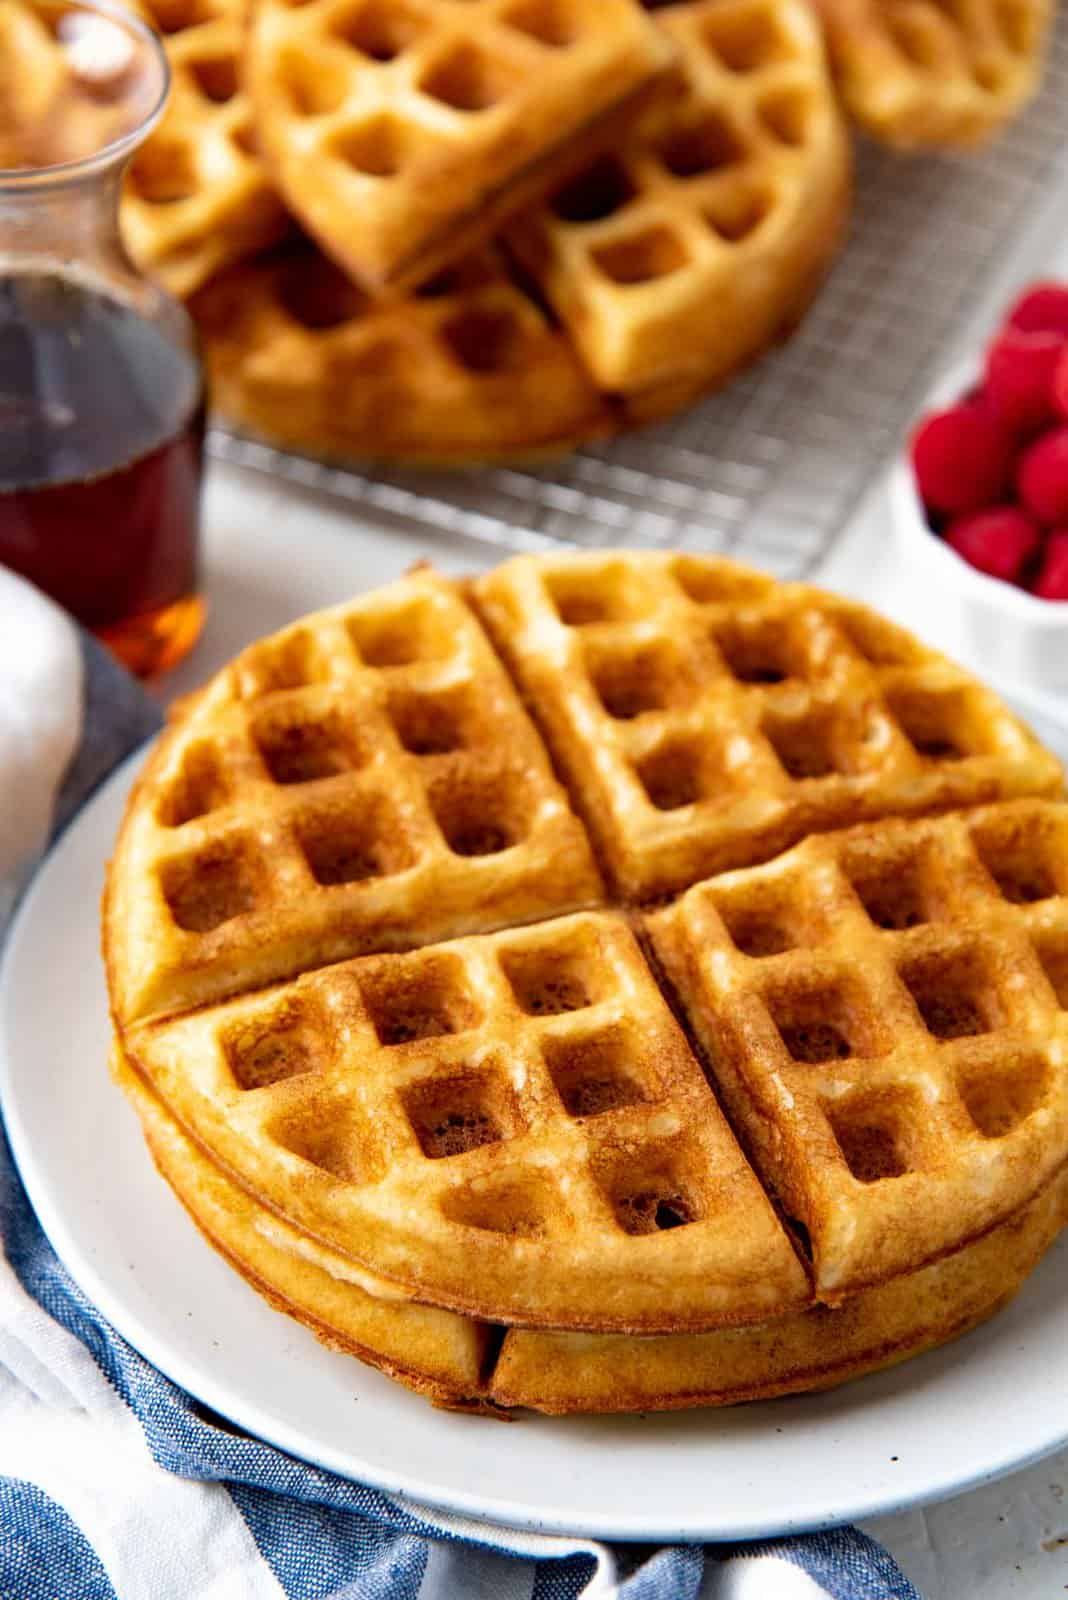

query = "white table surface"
(147, 451), (1068, 1600)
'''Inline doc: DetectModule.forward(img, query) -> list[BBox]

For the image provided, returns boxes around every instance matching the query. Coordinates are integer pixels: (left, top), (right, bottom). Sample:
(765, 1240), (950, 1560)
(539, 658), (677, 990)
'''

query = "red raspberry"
(944, 507), (1041, 582)
(984, 327), (1064, 434)
(1017, 427), (1068, 523)
(1051, 344), (1068, 421)
(1007, 282), (1068, 337)
(1032, 530), (1068, 600)
(910, 405), (1012, 515)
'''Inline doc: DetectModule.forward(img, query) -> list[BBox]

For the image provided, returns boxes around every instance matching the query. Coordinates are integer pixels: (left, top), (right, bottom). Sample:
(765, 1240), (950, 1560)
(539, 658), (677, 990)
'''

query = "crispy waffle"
(190, 244), (614, 465)
(105, 565), (601, 1026)
(475, 551), (1063, 902)
(504, 0), (851, 401)
(649, 800), (1068, 1298)
(121, 0), (288, 297)
(121, 1048), (1068, 1413)
(117, 1048), (495, 1408)
(119, 910), (811, 1330)
(243, 0), (675, 294)
(105, 555), (1068, 1389)
(811, 0), (1051, 146)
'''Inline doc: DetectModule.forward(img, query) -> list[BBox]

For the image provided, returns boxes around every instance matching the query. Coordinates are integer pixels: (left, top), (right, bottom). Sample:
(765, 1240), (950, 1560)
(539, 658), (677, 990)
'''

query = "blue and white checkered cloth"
(0, 569), (923, 1600)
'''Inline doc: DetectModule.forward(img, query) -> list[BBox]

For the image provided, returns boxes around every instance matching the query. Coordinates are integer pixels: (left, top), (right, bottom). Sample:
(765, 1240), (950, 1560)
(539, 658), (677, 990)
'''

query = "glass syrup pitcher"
(0, 0), (205, 676)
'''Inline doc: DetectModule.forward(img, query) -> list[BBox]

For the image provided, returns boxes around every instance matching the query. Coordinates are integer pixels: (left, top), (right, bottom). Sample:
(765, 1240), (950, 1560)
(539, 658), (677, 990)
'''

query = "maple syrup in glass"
(0, 0), (206, 676)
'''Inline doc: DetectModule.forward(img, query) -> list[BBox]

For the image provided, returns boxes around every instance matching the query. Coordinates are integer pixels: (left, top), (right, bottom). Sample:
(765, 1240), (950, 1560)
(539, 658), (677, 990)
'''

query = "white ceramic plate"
(4, 752), (1068, 1542)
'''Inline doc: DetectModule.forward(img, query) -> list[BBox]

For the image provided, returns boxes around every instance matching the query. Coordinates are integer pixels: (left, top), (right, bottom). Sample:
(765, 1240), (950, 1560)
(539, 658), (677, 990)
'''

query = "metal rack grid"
(210, 8), (1068, 579)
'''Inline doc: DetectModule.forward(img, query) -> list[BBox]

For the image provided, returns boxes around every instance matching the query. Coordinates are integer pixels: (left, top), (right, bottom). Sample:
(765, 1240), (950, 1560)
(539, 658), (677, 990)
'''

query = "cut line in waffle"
(105, 565), (602, 1026)
(244, 0), (676, 293)
(121, 910), (810, 1332)
(190, 244), (615, 466)
(475, 551), (1064, 902)
(121, 0), (288, 298)
(123, 1050), (1068, 1413)
(505, 0), (851, 404)
(649, 798), (1068, 1298)
(812, 0), (1052, 146)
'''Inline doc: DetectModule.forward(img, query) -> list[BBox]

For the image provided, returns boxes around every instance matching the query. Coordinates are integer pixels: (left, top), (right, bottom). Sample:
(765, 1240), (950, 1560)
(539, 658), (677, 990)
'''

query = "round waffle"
(106, 553), (1068, 1356)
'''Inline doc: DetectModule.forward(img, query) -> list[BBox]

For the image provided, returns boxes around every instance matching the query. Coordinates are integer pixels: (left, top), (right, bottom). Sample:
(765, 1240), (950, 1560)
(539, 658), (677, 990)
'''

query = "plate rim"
(4, 749), (1068, 1542)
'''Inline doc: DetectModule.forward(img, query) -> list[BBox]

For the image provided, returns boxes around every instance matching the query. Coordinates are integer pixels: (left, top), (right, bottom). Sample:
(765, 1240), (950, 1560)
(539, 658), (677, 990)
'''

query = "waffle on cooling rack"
(243, 0), (675, 293)
(85, 0), (1051, 459)
(121, 0), (288, 297)
(105, 554), (1068, 1407)
(812, 0), (1052, 146)
(190, 244), (614, 465)
(505, 0), (850, 406)
(2, 0), (1047, 464)
(192, 0), (850, 451)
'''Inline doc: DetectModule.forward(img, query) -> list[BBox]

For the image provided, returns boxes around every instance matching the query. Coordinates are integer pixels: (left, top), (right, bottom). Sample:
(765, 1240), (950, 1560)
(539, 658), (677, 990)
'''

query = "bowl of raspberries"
(895, 280), (1068, 688)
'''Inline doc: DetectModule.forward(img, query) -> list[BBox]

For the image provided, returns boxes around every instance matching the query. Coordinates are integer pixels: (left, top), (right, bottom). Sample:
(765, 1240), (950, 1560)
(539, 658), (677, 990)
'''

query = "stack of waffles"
(10, 0), (1050, 459)
(105, 552), (1068, 1413)
(101, 0), (1055, 460)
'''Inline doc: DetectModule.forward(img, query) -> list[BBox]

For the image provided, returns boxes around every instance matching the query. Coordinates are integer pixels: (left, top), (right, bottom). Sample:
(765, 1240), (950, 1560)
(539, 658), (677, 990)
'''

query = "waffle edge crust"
(104, 552), (1068, 1408)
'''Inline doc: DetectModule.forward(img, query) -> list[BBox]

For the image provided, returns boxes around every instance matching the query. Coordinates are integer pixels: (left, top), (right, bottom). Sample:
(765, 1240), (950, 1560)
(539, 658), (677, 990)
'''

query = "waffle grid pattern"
(245, 0), (671, 290)
(650, 802), (1068, 1294)
(108, 555), (1068, 1334)
(127, 910), (808, 1328)
(476, 551), (1062, 900)
(208, 1), (1068, 575)
(108, 568), (600, 1025)
(506, 0), (848, 397)
(121, 0), (288, 298)
(208, 916), (760, 1236)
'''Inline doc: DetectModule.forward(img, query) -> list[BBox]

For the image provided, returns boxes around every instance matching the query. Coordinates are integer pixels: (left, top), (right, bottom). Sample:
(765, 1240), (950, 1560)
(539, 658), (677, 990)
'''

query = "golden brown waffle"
(121, 0), (288, 298)
(650, 800), (1068, 1297)
(120, 910), (810, 1331)
(190, 244), (614, 465)
(243, 0), (675, 294)
(105, 566), (602, 1026)
(123, 1050), (1068, 1412)
(117, 1049), (496, 1408)
(475, 551), (1064, 902)
(812, 0), (1052, 147)
(504, 0), (851, 399)
(105, 557), (1068, 1386)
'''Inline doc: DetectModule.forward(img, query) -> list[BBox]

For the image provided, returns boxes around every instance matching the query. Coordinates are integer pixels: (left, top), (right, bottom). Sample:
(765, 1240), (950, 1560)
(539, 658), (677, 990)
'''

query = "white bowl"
(889, 358), (1068, 693)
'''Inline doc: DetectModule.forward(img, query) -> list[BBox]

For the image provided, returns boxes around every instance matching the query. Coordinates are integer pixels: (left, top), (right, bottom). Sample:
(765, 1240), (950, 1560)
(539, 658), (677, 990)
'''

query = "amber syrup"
(0, 270), (205, 675)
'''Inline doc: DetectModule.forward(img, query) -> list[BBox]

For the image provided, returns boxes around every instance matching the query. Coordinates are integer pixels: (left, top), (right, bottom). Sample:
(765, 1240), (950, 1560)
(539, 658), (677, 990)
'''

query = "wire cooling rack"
(210, 10), (1068, 579)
